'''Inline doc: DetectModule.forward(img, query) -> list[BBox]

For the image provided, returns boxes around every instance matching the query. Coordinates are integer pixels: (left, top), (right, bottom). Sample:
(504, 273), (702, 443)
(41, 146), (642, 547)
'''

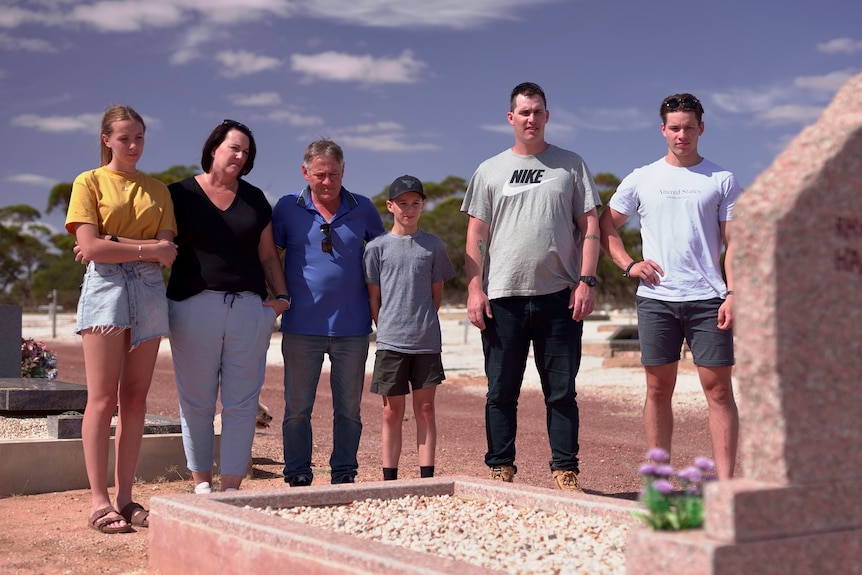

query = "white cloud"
(711, 86), (786, 114)
(169, 47), (199, 65)
(568, 108), (651, 133)
(215, 50), (281, 78)
(8, 174), (59, 187)
(69, 0), (185, 32)
(298, 0), (560, 29)
(794, 69), (857, 92)
(479, 123), (512, 135)
(265, 110), (325, 127)
(0, 32), (57, 52)
(11, 112), (102, 133)
(0, 5), (59, 29)
(169, 24), (216, 65)
(712, 87), (825, 126)
(3, 0), (559, 34)
(710, 69), (855, 127)
(330, 121), (438, 152)
(817, 38), (862, 54)
(184, 0), (293, 24)
(229, 92), (282, 106)
(291, 50), (426, 84)
(755, 105), (823, 126)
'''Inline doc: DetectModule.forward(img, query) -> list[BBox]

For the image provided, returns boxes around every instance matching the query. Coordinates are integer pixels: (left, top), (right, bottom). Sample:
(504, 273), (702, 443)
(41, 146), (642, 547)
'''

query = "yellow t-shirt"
(65, 166), (177, 239)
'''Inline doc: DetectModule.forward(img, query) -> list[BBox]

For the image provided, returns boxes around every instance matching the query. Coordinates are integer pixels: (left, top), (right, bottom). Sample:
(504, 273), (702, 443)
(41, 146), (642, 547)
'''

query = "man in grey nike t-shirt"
(460, 82), (601, 492)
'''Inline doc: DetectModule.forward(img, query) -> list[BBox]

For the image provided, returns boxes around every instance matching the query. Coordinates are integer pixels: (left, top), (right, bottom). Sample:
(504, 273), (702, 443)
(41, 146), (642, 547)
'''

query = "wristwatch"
(579, 276), (597, 287)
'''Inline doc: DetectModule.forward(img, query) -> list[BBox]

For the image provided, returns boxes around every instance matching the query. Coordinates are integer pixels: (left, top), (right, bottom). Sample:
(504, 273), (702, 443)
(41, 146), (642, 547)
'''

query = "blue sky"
(2, 0), (860, 234)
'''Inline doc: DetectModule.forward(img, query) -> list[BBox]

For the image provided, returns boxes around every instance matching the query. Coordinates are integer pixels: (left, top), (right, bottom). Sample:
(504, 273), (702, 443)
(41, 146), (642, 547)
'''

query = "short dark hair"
(660, 93), (704, 123)
(200, 119), (256, 176)
(510, 82), (547, 111)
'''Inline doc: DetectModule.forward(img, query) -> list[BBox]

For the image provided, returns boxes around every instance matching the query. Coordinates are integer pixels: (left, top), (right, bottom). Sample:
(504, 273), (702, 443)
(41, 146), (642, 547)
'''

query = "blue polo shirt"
(272, 186), (385, 337)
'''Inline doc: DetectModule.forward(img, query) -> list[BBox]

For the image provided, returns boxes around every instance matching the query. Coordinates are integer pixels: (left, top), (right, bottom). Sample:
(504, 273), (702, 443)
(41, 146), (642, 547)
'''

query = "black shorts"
(370, 350), (445, 396)
(636, 296), (734, 367)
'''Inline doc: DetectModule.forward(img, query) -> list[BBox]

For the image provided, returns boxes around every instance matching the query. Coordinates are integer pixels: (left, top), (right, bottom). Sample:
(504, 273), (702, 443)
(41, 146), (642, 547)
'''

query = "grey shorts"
(636, 296), (734, 367)
(370, 350), (445, 396)
(75, 260), (169, 349)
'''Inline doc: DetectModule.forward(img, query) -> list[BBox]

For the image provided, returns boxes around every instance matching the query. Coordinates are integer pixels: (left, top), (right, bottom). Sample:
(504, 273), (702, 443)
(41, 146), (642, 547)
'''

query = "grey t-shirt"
(363, 230), (456, 354)
(460, 144), (601, 299)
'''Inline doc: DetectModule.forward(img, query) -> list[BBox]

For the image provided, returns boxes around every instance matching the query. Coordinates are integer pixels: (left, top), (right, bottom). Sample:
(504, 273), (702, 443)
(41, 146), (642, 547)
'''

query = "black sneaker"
(331, 475), (355, 484)
(286, 475), (312, 487)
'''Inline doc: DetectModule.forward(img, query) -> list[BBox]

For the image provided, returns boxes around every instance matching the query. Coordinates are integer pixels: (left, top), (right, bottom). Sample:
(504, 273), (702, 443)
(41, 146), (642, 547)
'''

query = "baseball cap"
(388, 175), (426, 200)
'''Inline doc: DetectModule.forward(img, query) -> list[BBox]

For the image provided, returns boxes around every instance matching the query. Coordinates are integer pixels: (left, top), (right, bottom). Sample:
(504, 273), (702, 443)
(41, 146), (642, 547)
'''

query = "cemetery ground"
(0, 314), (728, 575)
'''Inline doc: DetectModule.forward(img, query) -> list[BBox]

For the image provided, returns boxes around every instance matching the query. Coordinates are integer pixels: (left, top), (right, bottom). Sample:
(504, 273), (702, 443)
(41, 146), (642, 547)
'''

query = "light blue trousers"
(169, 291), (275, 476)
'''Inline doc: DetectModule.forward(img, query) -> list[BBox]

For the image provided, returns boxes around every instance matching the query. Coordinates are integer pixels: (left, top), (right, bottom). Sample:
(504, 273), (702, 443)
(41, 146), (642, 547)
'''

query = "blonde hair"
(99, 104), (146, 166)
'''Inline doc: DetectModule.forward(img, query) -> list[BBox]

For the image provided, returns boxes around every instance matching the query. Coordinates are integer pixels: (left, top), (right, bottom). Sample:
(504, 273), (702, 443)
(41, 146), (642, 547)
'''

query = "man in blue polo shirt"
(272, 138), (385, 486)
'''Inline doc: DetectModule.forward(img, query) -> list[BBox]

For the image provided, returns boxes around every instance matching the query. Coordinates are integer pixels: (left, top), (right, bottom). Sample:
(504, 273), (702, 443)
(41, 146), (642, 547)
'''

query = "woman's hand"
(263, 298), (291, 317)
(73, 243), (89, 265)
(152, 239), (178, 268)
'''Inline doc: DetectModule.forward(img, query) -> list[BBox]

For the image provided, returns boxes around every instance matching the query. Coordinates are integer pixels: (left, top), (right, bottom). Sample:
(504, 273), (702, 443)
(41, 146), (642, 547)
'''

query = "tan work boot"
(552, 469), (583, 492)
(489, 465), (515, 482)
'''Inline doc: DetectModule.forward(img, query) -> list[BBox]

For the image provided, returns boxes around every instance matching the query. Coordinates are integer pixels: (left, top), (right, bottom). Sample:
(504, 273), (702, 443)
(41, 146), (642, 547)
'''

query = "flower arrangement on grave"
(633, 448), (716, 531)
(21, 337), (58, 379)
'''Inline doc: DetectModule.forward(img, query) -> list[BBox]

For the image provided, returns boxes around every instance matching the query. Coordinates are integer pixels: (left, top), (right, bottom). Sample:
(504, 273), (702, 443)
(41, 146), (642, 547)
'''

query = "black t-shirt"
(166, 176), (272, 301)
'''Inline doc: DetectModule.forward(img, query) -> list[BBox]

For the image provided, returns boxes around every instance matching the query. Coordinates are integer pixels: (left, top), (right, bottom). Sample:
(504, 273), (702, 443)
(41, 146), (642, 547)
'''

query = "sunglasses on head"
(222, 119), (252, 133)
(663, 97), (700, 111)
(320, 223), (332, 254)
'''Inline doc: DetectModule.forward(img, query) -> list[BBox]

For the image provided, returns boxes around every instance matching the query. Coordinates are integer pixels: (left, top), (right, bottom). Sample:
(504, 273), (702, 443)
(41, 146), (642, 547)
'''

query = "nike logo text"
(502, 170), (556, 196)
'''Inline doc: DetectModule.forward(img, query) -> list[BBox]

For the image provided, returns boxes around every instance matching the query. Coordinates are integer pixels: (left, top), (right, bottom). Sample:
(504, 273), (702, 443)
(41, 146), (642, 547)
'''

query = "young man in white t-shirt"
(599, 93), (741, 479)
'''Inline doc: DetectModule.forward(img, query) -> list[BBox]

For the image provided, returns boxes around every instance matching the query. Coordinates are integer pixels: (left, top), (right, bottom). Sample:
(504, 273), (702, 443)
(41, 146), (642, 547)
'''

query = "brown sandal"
(118, 502), (149, 528)
(89, 507), (133, 534)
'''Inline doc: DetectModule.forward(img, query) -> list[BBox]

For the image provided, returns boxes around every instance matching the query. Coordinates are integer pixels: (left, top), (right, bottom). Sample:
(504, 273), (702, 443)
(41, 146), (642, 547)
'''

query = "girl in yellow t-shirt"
(66, 104), (177, 534)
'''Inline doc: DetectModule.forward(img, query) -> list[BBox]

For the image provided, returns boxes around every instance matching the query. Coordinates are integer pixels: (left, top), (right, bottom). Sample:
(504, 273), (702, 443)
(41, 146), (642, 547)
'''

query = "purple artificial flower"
(646, 448), (670, 463)
(694, 456), (715, 472)
(677, 466), (703, 484)
(655, 464), (675, 477)
(638, 463), (657, 476)
(653, 479), (674, 495)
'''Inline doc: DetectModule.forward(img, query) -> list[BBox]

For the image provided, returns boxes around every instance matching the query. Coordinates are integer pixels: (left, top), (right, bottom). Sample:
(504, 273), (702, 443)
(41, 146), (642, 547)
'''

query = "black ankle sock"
(420, 465), (435, 478)
(382, 467), (398, 481)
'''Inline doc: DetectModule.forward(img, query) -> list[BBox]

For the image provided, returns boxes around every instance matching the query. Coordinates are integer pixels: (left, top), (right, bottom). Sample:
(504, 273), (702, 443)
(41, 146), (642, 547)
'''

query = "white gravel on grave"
(255, 493), (629, 575)
(0, 416), (49, 440)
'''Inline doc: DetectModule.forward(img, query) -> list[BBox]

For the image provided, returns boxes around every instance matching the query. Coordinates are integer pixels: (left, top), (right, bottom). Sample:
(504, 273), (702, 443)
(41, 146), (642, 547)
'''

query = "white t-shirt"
(610, 157), (741, 302)
(461, 145), (600, 299)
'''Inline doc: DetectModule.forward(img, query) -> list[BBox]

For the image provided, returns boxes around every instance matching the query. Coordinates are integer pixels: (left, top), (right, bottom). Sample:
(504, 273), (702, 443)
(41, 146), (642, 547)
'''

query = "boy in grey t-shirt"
(363, 175), (456, 481)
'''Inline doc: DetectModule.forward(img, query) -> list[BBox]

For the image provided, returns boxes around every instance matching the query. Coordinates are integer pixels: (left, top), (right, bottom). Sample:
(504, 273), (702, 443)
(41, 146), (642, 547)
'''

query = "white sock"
(224, 487), (238, 492)
(194, 481), (213, 494)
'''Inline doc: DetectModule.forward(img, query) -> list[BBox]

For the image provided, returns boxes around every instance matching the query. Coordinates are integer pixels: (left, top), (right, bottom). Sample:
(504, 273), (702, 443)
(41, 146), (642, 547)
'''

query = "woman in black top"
(167, 120), (290, 494)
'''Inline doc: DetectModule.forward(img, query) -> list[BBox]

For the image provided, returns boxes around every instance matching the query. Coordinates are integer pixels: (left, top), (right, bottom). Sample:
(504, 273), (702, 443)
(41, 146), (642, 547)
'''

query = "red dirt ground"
(0, 341), (728, 574)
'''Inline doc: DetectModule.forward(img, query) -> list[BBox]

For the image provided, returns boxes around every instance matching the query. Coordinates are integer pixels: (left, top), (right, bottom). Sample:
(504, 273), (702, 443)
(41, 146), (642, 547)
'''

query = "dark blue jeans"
(481, 288), (583, 473)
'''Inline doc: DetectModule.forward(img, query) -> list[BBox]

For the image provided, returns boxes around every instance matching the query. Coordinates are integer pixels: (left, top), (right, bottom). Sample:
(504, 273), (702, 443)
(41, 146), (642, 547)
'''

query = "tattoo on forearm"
(478, 239), (487, 265)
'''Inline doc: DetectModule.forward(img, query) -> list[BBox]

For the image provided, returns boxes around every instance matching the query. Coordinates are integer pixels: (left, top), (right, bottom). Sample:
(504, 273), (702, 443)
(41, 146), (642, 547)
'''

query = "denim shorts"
(75, 260), (169, 349)
(636, 296), (734, 367)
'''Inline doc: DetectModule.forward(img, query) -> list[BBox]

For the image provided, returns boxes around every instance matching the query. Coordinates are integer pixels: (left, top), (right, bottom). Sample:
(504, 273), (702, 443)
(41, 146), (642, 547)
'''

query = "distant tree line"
(0, 167), (642, 312)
